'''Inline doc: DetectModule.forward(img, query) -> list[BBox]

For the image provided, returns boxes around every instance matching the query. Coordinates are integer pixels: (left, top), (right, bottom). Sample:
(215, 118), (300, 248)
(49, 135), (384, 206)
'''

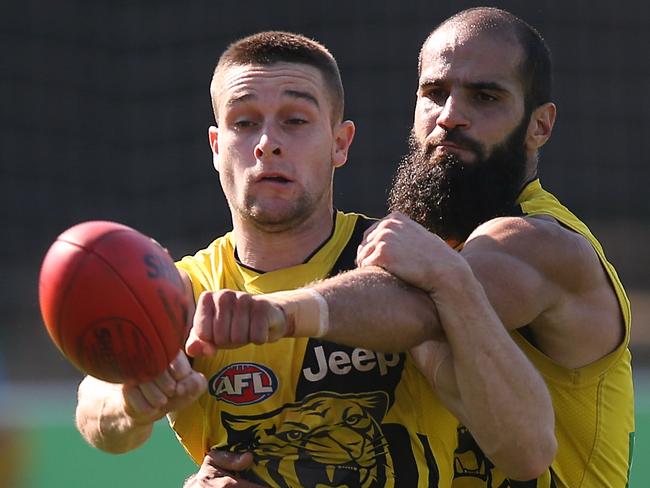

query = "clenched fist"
(185, 290), (289, 357)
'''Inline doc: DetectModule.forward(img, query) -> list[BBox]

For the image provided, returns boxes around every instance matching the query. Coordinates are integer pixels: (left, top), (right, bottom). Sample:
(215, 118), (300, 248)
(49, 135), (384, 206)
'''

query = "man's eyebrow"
(225, 90), (320, 108)
(284, 89), (320, 108)
(464, 81), (510, 93)
(419, 79), (510, 93)
(226, 93), (256, 107)
(419, 79), (441, 89)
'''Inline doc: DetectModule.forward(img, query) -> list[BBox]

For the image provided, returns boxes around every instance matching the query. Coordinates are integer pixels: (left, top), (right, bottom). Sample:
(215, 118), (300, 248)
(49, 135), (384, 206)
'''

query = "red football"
(38, 221), (189, 384)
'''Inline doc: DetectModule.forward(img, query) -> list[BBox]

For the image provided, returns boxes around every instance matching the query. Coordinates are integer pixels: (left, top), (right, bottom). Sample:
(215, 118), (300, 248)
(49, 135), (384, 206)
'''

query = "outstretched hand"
(122, 350), (207, 424)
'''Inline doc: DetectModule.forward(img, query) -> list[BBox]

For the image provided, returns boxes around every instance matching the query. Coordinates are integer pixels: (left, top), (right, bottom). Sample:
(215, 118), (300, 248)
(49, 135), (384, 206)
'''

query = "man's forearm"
(310, 266), (443, 352)
(432, 271), (556, 480)
(75, 376), (153, 454)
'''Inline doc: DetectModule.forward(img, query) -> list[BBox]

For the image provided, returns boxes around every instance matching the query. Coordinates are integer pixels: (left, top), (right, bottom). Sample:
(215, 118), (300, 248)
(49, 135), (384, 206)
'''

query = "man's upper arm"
(460, 216), (570, 331)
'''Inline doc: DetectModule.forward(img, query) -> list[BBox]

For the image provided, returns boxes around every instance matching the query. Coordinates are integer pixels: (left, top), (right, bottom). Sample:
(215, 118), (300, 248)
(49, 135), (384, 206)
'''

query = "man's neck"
(232, 208), (336, 272)
(523, 156), (538, 186)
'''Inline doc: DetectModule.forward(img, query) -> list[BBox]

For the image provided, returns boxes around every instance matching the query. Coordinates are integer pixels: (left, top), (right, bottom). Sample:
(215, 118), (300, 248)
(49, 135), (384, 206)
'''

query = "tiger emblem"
(220, 390), (394, 487)
(453, 425), (554, 488)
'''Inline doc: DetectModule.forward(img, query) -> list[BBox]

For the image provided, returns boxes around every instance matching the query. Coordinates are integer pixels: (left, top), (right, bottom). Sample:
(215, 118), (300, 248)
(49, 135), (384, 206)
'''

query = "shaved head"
(420, 7), (552, 111)
(211, 31), (344, 124)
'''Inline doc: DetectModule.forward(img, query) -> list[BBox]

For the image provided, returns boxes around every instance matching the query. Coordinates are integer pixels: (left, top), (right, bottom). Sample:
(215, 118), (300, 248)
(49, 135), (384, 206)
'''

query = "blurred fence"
(1, 0), (649, 377)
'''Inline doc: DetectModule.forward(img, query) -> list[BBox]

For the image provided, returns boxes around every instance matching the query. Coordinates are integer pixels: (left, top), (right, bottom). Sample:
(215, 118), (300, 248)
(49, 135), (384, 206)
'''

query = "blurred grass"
(630, 370), (650, 488)
(23, 422), (196, 487)
(3, 374), (649, 487)
(1, 381), (197, 488)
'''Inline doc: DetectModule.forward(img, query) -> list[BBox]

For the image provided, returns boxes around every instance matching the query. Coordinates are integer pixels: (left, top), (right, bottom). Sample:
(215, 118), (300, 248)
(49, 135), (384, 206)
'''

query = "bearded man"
(361, 7), (634, 487)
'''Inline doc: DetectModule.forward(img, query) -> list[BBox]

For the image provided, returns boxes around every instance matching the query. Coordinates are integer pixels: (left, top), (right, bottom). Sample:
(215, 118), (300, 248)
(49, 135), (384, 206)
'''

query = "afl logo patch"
(208, 363), (278, 405)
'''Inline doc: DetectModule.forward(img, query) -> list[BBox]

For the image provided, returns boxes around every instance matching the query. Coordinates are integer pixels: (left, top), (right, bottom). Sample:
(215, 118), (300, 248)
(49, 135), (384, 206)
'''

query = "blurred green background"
(2, 374), (649, 487)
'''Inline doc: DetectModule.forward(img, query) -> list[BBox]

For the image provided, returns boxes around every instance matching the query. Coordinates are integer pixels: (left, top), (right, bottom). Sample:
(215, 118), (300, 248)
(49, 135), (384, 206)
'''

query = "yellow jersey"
(452, 180), (635, 488)
(173, 211), (458, 487)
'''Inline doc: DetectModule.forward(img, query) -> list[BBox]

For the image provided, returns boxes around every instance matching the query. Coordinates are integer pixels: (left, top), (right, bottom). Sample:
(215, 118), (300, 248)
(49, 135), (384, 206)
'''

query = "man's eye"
(425, 88), (448, 104)
(233, 120), (255, 129)
(286, 118), (307, 125)
(475, 92), (498, 102)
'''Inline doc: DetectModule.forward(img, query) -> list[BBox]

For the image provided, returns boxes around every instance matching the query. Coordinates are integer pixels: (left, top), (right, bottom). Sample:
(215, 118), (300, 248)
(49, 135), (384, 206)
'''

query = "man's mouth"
(255, 172), (293, 184)
(262, 176), (290, 183)
(437, 141), (463, 150)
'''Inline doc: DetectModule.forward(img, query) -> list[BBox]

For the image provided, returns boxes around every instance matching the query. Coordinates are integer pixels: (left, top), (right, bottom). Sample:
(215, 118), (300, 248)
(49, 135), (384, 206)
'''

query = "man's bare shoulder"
(461, 215), (624, 365)
(462, 215), (602, 293)
(465, 215), (580, 252)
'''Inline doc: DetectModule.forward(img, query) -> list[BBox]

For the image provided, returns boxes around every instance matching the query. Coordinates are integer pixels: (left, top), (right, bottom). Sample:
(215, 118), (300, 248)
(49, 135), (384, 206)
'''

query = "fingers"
(359, 212), (406, 244)
(186, 290), (287, 356)
(357, 224), (394, 268)
(123, 353), (207, 424)
(185, 465), (237, 487)
(357, 215), (403, 267)
(248, 301), (270, 345)
(357, 227), (379, 267)
(169, 350), (193, 380)
(168, 350), (207, 400)
(187, 292), (219, 358)
(153, 367), (177, 396)
(123, 384), (162, 423)
(186, 451), (262, 488)
(205, 450), (255, 472)
(361, 218), (381, 245)
(228, 294), (251, 345)
(167, 371), (207, 411)
(186, 328), (217, 358)
(139, 381), (171, 409)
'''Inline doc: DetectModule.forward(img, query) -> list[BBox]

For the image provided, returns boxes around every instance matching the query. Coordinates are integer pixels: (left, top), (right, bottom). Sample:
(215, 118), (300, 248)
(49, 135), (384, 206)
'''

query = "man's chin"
(244, 206), (310, 233)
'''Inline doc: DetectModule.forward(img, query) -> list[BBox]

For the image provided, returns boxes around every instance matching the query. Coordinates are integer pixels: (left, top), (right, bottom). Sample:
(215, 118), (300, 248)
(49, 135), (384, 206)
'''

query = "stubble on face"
(388, 116), (530, 243)
(238, 183), (325, 233)
(215, 63), (336, 235)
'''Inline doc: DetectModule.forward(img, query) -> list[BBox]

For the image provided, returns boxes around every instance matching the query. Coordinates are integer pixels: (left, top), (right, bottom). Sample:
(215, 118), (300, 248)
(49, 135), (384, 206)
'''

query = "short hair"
(211, 31), (344, 123)
(419, 7), (553, 111)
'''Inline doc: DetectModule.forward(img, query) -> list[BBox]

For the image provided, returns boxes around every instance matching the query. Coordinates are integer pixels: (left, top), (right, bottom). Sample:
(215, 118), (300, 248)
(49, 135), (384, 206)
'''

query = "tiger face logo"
(220, 390), (393, 487)
(453, 425), (543, 488)
(453, 425), (492, 484)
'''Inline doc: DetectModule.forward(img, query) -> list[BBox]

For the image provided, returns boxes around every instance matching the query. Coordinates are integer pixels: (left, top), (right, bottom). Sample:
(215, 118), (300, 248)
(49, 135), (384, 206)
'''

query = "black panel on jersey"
(329, 214), (376, 276)
(296, 215), (406, 405)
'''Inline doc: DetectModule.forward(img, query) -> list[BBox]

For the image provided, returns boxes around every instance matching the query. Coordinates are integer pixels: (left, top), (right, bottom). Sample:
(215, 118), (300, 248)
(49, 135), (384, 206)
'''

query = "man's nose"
(254, 132), (282, 160)
(437, 95), (470, 131)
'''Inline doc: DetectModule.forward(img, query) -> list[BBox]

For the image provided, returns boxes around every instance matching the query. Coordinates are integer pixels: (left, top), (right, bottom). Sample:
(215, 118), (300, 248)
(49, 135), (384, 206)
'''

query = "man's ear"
(332, 120), (356, 169)
(526, 102), (556, 151)
(208, 126), (220, 172)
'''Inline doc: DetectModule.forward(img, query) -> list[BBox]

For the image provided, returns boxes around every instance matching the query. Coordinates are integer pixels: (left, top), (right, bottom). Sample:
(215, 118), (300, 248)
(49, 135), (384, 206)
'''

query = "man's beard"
(388, 119), (529, 243)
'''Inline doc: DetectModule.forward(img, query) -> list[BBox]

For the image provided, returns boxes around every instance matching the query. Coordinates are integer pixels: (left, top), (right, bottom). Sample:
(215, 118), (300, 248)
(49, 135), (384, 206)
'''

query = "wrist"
(429, 263), (480, 300)
(266, 288), (329, 338)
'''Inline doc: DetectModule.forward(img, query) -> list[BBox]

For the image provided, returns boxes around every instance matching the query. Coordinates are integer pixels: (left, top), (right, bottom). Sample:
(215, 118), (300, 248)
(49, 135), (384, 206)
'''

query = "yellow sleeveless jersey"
(452, 180), (634, 488)
(172, 211), (458, 488)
